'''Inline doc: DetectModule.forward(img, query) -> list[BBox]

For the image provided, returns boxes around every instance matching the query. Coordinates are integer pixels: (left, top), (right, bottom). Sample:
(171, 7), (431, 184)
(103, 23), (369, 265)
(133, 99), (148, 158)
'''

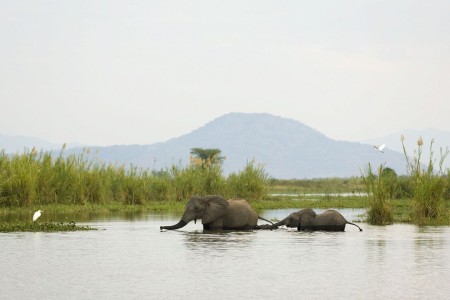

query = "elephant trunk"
(271, 218), (286, 229)
(258, 216), (273, 225)
(160, 220), (188, 230)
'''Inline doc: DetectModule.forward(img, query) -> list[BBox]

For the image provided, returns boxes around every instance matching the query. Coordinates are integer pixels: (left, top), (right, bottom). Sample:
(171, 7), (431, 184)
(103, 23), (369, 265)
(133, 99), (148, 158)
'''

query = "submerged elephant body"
(160, 195), (270, 231)
(273, 208), (363, 232)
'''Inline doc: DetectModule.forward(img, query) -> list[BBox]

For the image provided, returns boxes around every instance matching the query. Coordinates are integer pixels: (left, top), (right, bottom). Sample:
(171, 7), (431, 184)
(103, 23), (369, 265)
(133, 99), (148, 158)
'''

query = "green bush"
(227, 160), (269, 200)
(402, 136), (449, 225)
(1, 150), (39, 206)
(362, 164), (393, 225)
(0, 147), (269, 207)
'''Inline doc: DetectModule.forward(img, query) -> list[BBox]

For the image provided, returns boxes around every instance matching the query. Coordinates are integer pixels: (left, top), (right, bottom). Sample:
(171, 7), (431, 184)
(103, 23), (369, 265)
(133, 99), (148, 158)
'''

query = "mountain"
(2, 113), (415, 178)
(61, 113), (406, 179)
(0, 133), (60, 153)
(363, 128), (450, 171)
(0, 133), (81, 153)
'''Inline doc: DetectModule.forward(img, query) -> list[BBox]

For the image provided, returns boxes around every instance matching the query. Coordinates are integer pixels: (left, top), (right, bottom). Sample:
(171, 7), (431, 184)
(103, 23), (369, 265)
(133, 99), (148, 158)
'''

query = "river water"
(1, 209), (449, 299)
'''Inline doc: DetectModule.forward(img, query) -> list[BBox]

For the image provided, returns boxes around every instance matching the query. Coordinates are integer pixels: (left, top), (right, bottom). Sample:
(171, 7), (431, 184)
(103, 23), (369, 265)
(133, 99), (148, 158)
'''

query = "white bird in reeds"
(33, 210), (42, 222)
(373, 144), (386, 153)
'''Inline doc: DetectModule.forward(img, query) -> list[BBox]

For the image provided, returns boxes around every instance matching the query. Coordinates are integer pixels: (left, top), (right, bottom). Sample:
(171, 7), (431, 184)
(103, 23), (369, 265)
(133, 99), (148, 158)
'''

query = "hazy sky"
(1, 1), (449, 146)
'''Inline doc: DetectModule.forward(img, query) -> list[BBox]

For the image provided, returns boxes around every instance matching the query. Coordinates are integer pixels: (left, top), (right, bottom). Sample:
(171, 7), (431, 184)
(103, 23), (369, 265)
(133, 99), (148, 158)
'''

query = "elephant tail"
(258, 216), (273, 225)
(255, 216), (276, 230)
(347, 221), (363, 232)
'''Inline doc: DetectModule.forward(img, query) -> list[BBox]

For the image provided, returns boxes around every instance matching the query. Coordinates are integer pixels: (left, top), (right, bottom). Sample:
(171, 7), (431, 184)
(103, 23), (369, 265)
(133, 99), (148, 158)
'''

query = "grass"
(0, 196), (415, 222)
(255, 194), (367, 209)
(362, 164), (394, 225)
(0, 194), (445, 227)
(268, 177), (365, 195)
(401, 136), (449, 225)
(1, 142), (450, 228)
(0, 147), (269, 207)
(0, 202), (186, 217)
(357, 136), (450, 226)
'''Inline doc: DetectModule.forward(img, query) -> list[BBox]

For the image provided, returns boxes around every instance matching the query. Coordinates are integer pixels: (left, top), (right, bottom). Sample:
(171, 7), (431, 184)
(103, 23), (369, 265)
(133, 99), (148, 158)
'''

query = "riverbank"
(0, 195), (419, 224)
(2, 147), (448, 229)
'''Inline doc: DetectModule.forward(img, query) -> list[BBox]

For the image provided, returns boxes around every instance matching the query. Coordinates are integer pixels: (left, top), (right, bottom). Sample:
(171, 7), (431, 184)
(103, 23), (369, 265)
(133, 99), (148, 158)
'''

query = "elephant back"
(313, 210), (344, 226)
(223, 199), (258, 228)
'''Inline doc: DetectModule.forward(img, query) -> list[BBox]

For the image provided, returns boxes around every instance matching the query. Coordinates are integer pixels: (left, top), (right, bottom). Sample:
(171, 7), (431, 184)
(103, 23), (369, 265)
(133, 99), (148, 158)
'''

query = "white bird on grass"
(33, 210), (42, 222)
(373, 144), (386, 153)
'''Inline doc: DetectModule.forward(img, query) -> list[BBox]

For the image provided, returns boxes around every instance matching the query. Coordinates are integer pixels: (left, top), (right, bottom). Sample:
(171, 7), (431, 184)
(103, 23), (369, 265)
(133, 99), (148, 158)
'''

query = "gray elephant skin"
(160, 195), (271, 231)
(273, 208), (363, 232)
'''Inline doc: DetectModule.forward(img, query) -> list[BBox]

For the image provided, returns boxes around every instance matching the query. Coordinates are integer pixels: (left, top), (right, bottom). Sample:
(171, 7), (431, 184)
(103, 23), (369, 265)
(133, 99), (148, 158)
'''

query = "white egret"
(373, 144), (386, 153)
(33, 210), (42, 222)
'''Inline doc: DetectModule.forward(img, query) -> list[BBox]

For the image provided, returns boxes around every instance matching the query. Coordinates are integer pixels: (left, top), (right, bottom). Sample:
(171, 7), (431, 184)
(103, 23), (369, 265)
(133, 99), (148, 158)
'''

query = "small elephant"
(272, 208), (363, 232)
(160, 195), (272, 231)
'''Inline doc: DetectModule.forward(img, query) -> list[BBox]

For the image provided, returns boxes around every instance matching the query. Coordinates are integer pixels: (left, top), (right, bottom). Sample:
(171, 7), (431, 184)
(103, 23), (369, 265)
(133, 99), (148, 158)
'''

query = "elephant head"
(272, 208), (317, 229)
(160, 195), (229, 230)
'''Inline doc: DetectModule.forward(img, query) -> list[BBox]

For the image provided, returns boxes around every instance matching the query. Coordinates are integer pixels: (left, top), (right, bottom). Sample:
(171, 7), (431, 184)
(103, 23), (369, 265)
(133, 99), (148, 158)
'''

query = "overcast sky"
(1, 1), (449, 146)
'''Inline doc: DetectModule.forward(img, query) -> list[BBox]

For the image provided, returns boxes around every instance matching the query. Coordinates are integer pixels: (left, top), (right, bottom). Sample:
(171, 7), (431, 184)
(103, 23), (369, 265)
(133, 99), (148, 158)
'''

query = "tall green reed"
(227, 160), (269, 200)
(168, 162), (227, 201)
(0, 147), (270, 207)
(362, 163), (393, 225)
(401, 136), (449, 225)
(1, 148), (39, 206)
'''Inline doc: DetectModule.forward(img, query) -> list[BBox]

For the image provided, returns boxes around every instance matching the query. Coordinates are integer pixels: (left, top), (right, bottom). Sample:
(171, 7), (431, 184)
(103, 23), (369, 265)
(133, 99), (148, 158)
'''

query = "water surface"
(1, 209), (449, 299)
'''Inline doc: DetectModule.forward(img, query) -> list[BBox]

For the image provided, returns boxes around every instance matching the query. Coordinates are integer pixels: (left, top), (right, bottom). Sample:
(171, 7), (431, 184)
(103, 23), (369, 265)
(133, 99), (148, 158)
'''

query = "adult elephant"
(160, 195), (272, 231)
(272, 208), (363, 232)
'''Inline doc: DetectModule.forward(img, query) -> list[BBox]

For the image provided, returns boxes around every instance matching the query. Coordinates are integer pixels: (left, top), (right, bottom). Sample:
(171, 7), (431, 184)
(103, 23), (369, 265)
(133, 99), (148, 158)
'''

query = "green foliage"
(227, 161), (269, 200)
(146, 173), (172, 201)
(0, 147), (269, 207)
(190, 148), (225, 167)
(168, 164), (226, 201)
(0, 149), (39, 206)
(396, 176), (413, 198)
(360, 136), (450, 226)
(401, 136), (449, 225)
(380, 167), (403, 199)
(269, 177), (364, 194)
(362, 164), (394, 225)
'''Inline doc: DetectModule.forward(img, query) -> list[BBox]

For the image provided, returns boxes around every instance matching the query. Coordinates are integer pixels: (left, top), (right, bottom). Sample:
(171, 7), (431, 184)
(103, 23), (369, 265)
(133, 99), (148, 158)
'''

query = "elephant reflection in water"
(183, 231), (255, 252)
(272, 208), (363, 232)
(160, 195), (272, 231)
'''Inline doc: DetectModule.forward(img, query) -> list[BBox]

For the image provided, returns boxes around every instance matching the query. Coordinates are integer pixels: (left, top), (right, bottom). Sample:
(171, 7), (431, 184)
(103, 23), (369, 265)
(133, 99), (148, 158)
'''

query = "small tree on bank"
(190, 148), (225, 168)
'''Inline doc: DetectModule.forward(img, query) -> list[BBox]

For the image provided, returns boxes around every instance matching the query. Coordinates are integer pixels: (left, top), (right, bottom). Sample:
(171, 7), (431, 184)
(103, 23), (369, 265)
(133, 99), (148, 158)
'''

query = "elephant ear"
(299, 210), (315, 226)
(202, 195), (229, 224)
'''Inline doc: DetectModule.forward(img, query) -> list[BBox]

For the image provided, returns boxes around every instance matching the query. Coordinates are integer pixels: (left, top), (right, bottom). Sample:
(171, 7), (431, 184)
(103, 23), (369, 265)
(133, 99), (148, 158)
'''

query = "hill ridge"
(2, 113), (410, 178)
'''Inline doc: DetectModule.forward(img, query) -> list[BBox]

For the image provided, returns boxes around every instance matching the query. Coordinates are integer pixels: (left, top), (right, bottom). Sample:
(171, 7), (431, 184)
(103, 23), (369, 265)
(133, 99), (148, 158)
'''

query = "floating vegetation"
(0, 221), (96, 233)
